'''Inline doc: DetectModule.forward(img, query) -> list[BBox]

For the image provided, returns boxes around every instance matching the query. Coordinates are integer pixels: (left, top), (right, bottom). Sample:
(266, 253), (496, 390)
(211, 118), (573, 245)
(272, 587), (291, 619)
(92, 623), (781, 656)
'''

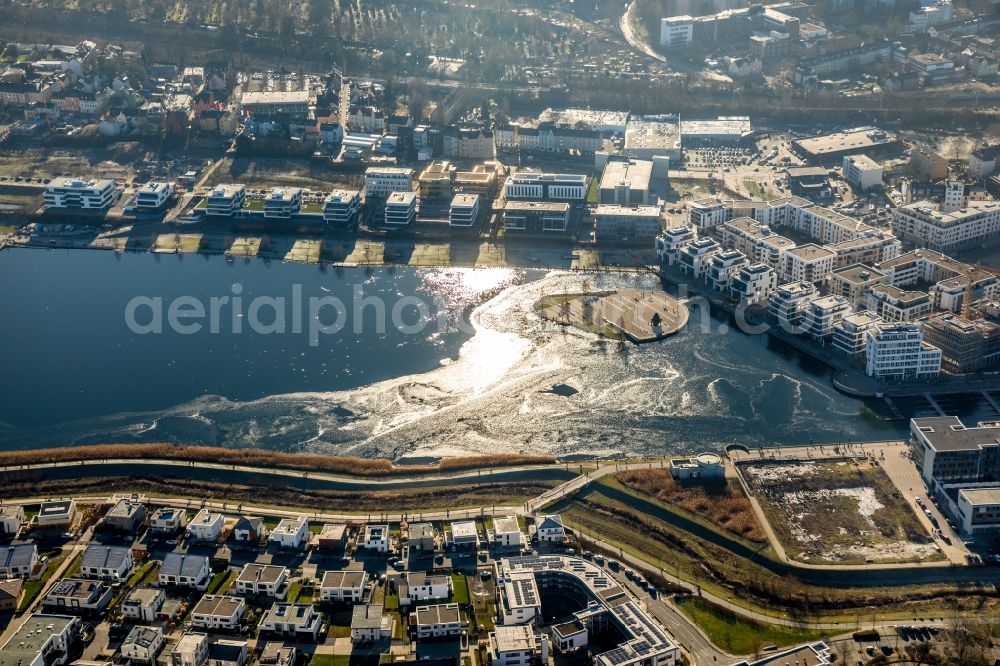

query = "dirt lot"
(0, 145), (144, 181)
(739, 459), (942, 565)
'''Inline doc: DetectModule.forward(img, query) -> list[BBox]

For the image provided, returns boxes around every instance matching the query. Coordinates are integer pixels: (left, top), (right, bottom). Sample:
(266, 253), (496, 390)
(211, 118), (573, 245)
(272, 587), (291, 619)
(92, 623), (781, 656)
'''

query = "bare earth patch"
(738, 459), (941, 564)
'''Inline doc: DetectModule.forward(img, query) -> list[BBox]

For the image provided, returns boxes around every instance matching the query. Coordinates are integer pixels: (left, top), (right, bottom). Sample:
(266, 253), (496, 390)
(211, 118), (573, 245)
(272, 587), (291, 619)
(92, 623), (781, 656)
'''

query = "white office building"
(503, 173), (587, 202)
(364, 167), (414, 199)
(865, 322), (942, 380)
(43, 178), (116, 210)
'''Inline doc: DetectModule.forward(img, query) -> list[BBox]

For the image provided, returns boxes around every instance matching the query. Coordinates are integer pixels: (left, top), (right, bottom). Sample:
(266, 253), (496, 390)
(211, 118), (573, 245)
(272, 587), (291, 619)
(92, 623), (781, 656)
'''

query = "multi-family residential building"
(655, 226), (695, 266)
(503, 173), (587, 202)
(204, 185), (246, 217)
(43, 178), (116, 210)
(383, 191), (417, 226)
(862, 285), (932, 322)
(104, 499), (146, 532)
(191, 596), (245, 631)
(781, 244), (835, 285)
(122, 588), (165, 623)
(414, 604), (466, 639)
(323, 190), (361, 226)
(0, 543), (38, 578)
(259, 604), (322, 642)
(0, 614), (79, 666)
(171, 633), (209, 666)
(80, 544), (133, 582)
(829, 264), (889, 309)
(800, 295), (853, 341)
(449, 194), (480, 227)
(159, 553), (210, 591)
(263, 188), (302, 220)
(707, 249), (747, 291)
(362, 525), (389, 553)
(865, 322), (942, 380)
(594, 205), (661, 242)
(730, 263), (778, 305)
(503, 202), (571, 233)
(135, 182), (172, 210)
(678, 238), (721, 279)
(234, 564), (288, 598)
(493, 516), (524, 549)
(770, 282), (818, 331)
(187, 510), (224, 542)
(364, 167), (414, 199)
(41, 579), (114, 614)
(442, 127), (496, 159)
(832, 311), (882, 357)
(401, 572), (451, 606)
(319, 570), (368, 604)
(910, 147), (949, 180)
(893, 200), (1000, 252)
(488, 625), (540, 666)
(923, 314), (1000, 373)
(268, 516), (308, 550)
(495, 556), (679, 666)
(350, 605), (393, 644)
(842, 154), (882, 191)
(121, 626), (164, 665)
(37, 500), (76, 527)
(956, 488), (1000, 535)
(535, 515), (566, 542)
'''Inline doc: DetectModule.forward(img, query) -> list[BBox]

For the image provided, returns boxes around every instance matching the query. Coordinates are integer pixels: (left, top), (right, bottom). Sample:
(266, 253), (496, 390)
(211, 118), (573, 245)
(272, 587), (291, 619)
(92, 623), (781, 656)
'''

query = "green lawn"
(384, 592), (399, 611)
(309, 655), (350, 666)
(244, 199), (265, 211)
(676, 597), (833, 655)
(585, 176), (600, 205)
(62, 553), (82, 578)
(328, 609), (353, 638)
(207, 570), (234, 595)
(451, 575), (470, 605)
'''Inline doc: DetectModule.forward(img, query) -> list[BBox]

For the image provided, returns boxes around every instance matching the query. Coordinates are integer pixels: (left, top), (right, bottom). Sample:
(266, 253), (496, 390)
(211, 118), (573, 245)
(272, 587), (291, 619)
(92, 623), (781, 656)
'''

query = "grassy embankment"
(676, 597), (834, 655)
(553, 477), (997, 625)
(0, 474), (560, 513)
(0, 443), (556, 476)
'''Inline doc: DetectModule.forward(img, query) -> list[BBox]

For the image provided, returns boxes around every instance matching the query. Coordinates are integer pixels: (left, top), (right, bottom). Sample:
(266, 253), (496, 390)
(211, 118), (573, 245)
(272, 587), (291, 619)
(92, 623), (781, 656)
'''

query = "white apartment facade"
(730, 263), (777, 305)
(865, 322), (942, 380)
(323, 190), (361, 225)
(204, 185), (246, 217)
(364, 168), (414, 199)
(799, 295), (853, 341)
(268, 516), (309, 550)
(655, 226), (695, 266)
(135, 182), (172, 210)
(769, 281), (818, 331)
(43, 178), (116, 210)
(678, 238), (721, 280)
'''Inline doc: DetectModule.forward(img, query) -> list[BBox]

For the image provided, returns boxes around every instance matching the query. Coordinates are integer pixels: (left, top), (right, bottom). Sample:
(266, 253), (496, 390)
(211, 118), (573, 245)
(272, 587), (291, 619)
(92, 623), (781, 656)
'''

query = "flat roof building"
(503, 201), (571, 234)
(792, 126), (902, 162)
(44, 178), (116, 210)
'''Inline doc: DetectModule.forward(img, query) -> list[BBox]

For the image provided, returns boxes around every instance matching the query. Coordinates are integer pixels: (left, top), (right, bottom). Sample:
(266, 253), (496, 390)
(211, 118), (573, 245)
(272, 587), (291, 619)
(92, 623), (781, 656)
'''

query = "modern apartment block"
(706, 249), (747, 291)
(678, 238), (721, 279)
(449, 194), (480, 227)
(842, 154), (882, 191)
(43, 178), (116, 210)
(832, 311), (882, 357)
(654, 226), (695, 265)
(204, 184), (246, 217)
(322, 190), (361, 226)
(730, 263), (777, 305)
(923, 314), (1000, 373)
(594, 204), (661, 242)
(893, 200), (1000, 252)
(769, 281), (818, 330)
(263, 188), (302, 220)
(384, 191), (417, 226)
(134, 182), (173, 210)
(799, 295), (853, 340)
